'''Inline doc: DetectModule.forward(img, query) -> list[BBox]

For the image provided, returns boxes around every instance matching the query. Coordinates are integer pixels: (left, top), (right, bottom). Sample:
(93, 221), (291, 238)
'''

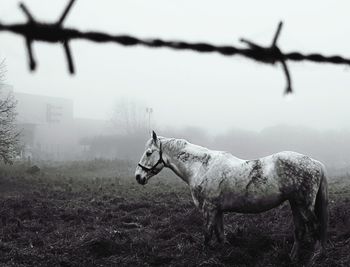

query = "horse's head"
(135, 131), (165, 185)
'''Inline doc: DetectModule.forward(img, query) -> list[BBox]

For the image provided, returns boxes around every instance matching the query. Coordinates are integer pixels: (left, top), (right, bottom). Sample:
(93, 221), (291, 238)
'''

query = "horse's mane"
(160, 136), (213, 158)
(160, 137), (188, 153)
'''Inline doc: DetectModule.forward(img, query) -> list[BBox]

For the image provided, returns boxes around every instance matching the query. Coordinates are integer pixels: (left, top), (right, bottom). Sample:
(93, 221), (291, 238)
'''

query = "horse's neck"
(162, 138), (208, 185)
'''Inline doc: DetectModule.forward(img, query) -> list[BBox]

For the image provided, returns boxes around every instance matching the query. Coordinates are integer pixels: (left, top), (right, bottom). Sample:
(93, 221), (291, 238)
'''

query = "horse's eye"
(146, 151), (152, 157)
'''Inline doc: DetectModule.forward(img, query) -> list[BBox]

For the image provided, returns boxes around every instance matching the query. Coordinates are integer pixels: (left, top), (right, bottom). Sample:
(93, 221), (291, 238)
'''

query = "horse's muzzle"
(135, 174), (147, 185)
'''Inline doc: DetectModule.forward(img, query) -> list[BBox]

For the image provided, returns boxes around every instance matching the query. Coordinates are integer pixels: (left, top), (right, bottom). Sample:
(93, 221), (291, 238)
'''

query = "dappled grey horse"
(135, 131), (328, 262)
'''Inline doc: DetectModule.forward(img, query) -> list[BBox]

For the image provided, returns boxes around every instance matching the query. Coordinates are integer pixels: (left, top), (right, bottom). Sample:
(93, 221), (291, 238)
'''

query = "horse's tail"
(314, 164), (329, 247)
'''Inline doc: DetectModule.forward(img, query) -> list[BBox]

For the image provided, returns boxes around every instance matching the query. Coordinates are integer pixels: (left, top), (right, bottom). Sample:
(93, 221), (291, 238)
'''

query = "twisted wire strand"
(2, 22), (349, 65)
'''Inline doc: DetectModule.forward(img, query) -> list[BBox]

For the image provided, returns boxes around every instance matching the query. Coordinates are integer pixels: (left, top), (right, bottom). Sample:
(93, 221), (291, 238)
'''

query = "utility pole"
(145, 107), (153, 135)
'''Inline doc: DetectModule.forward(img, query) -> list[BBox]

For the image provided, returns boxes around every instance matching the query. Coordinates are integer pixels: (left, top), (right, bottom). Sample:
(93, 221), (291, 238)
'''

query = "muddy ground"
(0, 160), (349, 266)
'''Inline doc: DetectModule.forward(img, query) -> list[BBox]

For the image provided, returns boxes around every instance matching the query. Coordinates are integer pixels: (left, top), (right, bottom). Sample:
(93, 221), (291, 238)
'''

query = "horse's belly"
(220, 192), (285, 213)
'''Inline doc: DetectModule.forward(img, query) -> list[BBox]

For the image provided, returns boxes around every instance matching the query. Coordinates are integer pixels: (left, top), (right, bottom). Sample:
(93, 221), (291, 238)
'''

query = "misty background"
(1, 0), (350, 176)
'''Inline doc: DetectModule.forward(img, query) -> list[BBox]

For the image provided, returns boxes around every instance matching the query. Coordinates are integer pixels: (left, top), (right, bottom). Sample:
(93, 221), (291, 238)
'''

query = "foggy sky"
(1, 0), (350, 134)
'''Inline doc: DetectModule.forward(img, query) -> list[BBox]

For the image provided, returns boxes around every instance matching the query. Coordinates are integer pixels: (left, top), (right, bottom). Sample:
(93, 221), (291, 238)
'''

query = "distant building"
(1, 85), (110, 161)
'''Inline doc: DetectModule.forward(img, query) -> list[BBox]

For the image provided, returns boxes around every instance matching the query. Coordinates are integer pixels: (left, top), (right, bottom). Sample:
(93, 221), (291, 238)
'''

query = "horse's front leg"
(214, 211), (224, 243)
(202, 203), (220, 247)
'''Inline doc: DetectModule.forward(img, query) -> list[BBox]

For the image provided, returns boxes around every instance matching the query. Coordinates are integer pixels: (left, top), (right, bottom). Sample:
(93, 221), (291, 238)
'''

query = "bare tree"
(0, 60), (19, 163)
(111, 98), (148, 135)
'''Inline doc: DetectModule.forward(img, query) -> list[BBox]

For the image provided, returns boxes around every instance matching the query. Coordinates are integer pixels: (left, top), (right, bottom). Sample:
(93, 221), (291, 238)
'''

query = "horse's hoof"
(308, 249), (322, 266)
(289, 254), (296, 263)
(202, 242), (210, 250)
(289, 254), (299, 265)
(307, 241), (324, 264)
(289, 247), (298, 262)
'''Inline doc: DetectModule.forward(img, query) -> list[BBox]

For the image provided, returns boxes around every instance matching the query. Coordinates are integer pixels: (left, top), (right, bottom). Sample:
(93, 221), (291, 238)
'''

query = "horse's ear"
(152, 130), (158, 142)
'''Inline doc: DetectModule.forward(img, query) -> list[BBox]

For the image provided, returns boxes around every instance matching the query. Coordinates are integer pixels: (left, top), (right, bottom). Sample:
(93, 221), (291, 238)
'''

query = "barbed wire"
(0, 0), (349, 94)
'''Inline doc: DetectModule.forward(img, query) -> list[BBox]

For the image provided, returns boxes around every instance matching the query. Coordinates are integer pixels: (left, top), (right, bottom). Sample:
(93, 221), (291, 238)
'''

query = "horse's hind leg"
(301, 206), (324, 264)
(214, 211), (224, 243)
(290, 201), (320, 264)
(290, 201), (306, 262)
(303, 208), (319, 243)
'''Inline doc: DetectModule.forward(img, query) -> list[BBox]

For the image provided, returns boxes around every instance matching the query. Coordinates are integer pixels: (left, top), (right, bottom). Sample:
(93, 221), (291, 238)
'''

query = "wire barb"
(20, 3), (36, 72)
(25, 38), (36, 70)
(272, 21), (283, 47)
(1, 4), (350, 93)
(63, 41), (75, 74)
(19, 3), (35, 23)
(15, 1), (77, 74)
(240, 21), (292, 94)
(58, 0), (76, 74)
(57, 0), (76, 26)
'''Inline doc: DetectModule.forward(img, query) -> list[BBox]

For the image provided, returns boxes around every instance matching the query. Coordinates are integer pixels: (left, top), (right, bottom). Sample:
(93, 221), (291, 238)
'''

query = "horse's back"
(270, 151), (324, 180)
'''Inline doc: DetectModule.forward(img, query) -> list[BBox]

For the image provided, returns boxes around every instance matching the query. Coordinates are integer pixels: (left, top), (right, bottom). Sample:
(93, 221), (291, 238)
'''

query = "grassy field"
(0, 160), (349, 266)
